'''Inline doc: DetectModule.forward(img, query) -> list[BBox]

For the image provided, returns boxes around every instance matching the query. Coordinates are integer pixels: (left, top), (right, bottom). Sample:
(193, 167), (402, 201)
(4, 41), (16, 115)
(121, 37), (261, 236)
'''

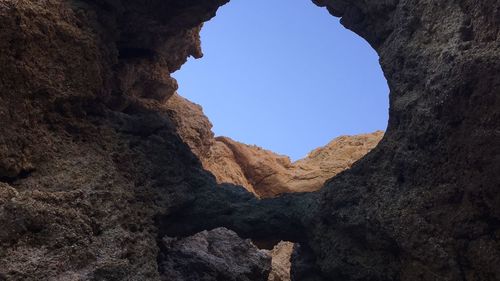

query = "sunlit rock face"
(166, 93), (383, 198)
(267, 242), (294, 281)
(0, 0), (499, 281)
(165, 92), (383, 281)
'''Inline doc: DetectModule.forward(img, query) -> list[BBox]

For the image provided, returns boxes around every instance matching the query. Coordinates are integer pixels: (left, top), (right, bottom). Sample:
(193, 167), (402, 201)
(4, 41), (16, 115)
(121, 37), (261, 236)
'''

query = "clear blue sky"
(173, 0), (389, 161)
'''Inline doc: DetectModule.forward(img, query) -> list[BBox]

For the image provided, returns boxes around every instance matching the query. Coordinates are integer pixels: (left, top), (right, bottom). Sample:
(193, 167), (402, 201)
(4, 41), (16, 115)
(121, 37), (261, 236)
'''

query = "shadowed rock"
(158, 227), (271, 281)
(0, 0), (498, 280)
(166, 92), (384, 197)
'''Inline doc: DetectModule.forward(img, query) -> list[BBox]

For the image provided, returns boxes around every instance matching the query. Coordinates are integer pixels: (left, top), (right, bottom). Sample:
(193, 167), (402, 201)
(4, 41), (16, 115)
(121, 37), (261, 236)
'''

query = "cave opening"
(169, 0), (389, 197)
(165, 0), (390, 279)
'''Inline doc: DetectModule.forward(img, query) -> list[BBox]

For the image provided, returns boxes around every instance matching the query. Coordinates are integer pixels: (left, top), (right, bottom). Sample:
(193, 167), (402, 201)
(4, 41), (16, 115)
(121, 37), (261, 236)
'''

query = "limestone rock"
(1, 0), (499, 281)
(165, 92), (383, 198)
(267, 242), (294, 281)
(0, 1), (229, 280)
(161, 1), (500, 281)
(214, 132), (383, 197)
(165, 93), (215, 158)
(159, 228), (271, 281)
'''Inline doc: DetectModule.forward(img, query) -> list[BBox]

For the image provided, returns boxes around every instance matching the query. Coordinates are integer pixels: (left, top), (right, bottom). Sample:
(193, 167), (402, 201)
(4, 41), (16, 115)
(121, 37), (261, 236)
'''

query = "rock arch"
(0, 0), (498, 280)
(163, 0), (500, 280)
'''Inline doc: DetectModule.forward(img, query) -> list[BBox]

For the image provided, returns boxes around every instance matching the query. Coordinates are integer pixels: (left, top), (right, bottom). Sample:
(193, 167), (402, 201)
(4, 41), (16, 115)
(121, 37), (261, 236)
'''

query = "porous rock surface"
(164, 1), (500, 281)
(166, 93), (384, 198)
(0, 1), (499, 281)
(166, 92), (382, 281)
(0, 0), (234, 280)
(159, 227), (271, 281)
(267, 242), (294, 281)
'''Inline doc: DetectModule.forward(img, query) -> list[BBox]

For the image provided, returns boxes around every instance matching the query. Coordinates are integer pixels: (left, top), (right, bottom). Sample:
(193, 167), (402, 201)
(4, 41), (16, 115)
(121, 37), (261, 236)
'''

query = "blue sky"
(172, 0), (389, 161)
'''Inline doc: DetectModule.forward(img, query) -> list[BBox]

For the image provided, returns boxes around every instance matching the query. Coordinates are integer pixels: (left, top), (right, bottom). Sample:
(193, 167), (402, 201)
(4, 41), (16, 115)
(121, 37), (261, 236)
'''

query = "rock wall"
(165, 93), (383, 281)
(304, 1), (500, 280)
(0, 0), (499, 281)
(159, 227), (271, 281)
(164, 1), (500, 280)
(166, 93), (383, 198)
(0, 0), (232, 280)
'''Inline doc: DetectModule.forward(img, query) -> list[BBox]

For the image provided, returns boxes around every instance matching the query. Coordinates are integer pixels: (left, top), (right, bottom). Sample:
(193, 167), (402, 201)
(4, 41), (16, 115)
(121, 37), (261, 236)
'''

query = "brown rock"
(267, 242), (294, 281)
(165, 93), (215, 158)
(166, 92), (383, 198)
(165, 91), (382, 281)
(165, 93), (255, 192)
(160, 1), (500, 281)
(214, 132), (383, 197)
(0, 1), (229, 280)
(1, 0), (499, 281)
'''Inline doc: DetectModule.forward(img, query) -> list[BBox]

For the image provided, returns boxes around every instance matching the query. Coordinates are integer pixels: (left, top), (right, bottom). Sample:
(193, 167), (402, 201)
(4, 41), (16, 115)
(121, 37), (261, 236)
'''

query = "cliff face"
(0, 1), (231, 280)
(164, 1), (500, 280)
(214, 132), (383, 197)
(1, 1), (499, 281)
(166, 93), (383, 198)
(165, 93), (382, 281)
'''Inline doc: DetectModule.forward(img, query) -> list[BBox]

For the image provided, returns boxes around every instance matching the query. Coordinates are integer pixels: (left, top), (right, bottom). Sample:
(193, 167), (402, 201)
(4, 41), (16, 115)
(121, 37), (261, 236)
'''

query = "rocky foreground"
(0, 0), (499, 281)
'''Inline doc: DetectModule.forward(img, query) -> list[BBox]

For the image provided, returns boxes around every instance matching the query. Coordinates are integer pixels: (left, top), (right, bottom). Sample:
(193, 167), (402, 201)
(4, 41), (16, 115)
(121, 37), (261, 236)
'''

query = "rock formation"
(159, 227), (271, 281)
(0, 0), (499, 281)
(267, 242), (294, 281)
(166, 93), (384, 198)
(164, 1), (500, 280)
(166, 92), (383, 281)
(0, 1), (231, 280)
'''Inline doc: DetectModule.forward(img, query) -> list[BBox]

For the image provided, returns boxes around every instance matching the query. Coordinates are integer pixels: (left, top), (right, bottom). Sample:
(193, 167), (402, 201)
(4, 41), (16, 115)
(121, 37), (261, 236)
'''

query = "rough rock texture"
(300, 1), (500, 280)
(159, 227), (271, 281)
(0, 0), (230, 280)
(166, 93), (256, 192)
(267, 242), (294, 281)
(166, 93), (383, 198)
(215, 132), (383, 197)
(163, 1), (500, 281)
(1, 0), (499, 281)
(164, 93), (215, 159)
(166, 94), (382, 281)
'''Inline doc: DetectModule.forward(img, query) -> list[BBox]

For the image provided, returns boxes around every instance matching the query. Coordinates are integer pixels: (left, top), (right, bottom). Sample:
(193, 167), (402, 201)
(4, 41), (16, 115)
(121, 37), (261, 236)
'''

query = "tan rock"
(267, 242), (294, 281)
(213, 132), (383, 197)
(166, 92), (383, 198)
(165, 93), (383, 281)
(165, 93), (215, 158)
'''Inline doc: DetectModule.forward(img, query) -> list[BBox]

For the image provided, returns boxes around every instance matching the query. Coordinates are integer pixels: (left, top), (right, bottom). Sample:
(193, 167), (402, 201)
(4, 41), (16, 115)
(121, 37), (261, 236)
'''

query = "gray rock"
(159, 228), (271, 281)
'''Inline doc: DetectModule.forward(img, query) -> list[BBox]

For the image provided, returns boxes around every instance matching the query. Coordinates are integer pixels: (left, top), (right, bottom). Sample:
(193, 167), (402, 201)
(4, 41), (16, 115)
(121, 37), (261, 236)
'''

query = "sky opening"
(172, 0), (389, 161)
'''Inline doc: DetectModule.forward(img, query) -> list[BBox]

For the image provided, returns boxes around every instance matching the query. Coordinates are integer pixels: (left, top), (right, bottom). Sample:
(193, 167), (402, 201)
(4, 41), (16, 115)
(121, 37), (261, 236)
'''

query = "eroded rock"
(166, 92), (384, 198)
(159, 228), (271, 281)
(0, 0), (498, 281)
(0, 0), (230, 280)
(267, 242), (294, 281)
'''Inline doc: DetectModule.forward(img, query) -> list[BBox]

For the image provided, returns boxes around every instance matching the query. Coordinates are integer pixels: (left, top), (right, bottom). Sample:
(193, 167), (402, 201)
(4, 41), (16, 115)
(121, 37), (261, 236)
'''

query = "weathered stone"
(268, 241), (294, 281)
(159, 228), (271, 281)
(166, 92), (383, 198)
(0, 0), (498, 281)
